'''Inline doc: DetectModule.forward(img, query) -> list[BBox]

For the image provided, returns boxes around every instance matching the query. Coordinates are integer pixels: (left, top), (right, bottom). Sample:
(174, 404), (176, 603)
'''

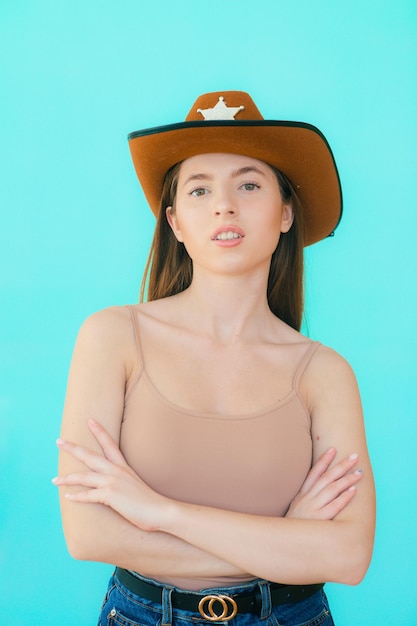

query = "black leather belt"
(115, 567), (324, 622)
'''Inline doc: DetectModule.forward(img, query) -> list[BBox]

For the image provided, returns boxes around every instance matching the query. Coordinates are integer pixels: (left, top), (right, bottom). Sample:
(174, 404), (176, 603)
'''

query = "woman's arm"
(162, 347), (375, 585)
(58, 307), (246, 579)
(57, 344), (375, 586)
(162, 346), (375, 585)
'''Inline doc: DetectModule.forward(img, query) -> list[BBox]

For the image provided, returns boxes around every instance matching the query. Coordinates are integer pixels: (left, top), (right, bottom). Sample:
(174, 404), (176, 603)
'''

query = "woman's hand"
(285, 448), (363, 521)
(53, 419), (170, 532)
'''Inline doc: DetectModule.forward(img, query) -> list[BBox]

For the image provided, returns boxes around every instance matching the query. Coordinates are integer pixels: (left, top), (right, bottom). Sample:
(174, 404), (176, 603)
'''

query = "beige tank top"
(120, 306), (320, 589)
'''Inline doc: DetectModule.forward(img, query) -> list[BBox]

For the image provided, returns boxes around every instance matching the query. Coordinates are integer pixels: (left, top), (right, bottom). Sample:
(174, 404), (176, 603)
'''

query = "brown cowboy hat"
(128, 91), (342, 246)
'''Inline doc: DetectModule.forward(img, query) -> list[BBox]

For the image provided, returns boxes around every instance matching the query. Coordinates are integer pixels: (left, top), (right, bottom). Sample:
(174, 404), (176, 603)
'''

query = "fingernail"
(348, 486), (357, 492)
(355, 469), (363, 475)
(56, 438), (65, 446)
(349, 453), (358, 461)
(51, 477), (59, 484)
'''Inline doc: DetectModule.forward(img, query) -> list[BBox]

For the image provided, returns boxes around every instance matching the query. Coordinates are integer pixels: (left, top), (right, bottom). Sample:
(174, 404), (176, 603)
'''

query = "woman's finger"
(56, 438), (114, 473)
(298, 448), (336, 494)
(63, 486), (110, 505)
(308, 453), (360, 498)
(312, 470), (364, 509)
(52, 471), (107, 489)
(317, 485), (358, 520)
(88, 419), (130, 469)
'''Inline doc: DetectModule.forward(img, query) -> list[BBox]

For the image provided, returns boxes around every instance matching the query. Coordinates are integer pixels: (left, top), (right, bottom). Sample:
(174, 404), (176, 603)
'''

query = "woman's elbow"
(61, 516), (108, 563)
(337, 541), (374, 586)
(64, 529), (97, 562)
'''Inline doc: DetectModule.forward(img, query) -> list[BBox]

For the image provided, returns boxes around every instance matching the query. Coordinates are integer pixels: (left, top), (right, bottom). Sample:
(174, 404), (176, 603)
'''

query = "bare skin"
(55, 154), (375, 588)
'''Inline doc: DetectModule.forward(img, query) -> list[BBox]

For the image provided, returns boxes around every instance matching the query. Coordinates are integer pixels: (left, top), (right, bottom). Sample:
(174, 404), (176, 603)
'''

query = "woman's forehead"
(179, 153), (274, 176)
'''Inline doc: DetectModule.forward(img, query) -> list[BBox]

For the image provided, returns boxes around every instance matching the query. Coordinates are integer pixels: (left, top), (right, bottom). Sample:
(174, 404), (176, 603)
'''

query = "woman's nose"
(214, 190), (238, 216)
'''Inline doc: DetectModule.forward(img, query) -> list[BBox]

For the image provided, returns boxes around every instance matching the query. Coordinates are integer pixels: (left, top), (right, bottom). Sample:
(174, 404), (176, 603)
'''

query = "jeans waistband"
(115, 568), (324, 622)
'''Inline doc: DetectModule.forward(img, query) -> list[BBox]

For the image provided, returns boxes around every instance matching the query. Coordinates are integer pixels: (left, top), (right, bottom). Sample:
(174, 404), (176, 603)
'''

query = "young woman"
(54, 91), (375, 625)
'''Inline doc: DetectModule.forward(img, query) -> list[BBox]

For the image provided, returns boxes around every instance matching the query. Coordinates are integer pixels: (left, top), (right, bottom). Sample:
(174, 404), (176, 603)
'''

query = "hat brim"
(128, 120), (342, 246)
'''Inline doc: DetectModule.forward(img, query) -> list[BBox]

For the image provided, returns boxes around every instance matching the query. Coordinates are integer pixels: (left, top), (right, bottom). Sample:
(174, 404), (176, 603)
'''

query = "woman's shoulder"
(76, 300), (176, 345)
(279, 318), (352, 369)
(299, 341), (359, 400)
(75, 304), (146, 353)
(79, 304), (131, 332)
(309, 343), (355, 376)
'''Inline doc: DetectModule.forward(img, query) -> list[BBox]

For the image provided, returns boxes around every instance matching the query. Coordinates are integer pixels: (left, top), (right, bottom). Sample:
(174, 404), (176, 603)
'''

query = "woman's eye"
(190, 187), (208, 197)
(241, 182), (260, 191)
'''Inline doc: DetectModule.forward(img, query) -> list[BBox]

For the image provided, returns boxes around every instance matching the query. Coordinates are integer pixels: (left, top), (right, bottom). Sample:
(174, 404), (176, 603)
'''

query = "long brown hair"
(140, 160), (305, 330)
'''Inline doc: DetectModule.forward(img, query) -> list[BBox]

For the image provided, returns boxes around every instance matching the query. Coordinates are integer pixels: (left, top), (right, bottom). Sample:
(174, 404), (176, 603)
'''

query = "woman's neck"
(174, 267), (275, 344)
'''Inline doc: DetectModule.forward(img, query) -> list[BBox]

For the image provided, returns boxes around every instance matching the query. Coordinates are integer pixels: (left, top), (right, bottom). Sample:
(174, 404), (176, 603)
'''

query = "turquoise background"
(1, 1), (416, 624)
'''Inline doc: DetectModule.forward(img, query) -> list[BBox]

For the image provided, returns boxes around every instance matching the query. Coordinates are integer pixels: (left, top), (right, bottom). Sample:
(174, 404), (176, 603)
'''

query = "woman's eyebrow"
(232, 166), (266, 178)
(183, 166), (266, 187)
(182, 173), (213, 187)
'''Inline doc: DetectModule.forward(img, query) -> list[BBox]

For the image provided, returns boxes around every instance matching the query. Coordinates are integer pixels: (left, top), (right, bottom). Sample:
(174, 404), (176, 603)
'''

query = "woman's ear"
(166, 206), (184, 242)
(280, 203), (294, 233)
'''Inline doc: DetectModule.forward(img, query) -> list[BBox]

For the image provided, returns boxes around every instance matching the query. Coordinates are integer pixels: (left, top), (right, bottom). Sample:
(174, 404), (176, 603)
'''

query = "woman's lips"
(211, 226), (245, 245)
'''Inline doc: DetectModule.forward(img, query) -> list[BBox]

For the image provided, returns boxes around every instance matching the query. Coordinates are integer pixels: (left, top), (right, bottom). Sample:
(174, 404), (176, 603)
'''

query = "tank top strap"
(125, 305), (145, 367)
(292, 341), (321, 391)
(124, 306), (146, 407)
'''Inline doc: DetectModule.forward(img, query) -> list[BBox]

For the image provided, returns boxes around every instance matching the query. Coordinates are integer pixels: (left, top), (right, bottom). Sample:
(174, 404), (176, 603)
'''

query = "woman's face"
(166, 153), (294, 277)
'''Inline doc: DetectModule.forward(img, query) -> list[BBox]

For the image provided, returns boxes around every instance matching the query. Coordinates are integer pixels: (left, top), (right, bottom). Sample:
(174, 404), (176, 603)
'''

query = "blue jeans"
(98, 570), (335, 626)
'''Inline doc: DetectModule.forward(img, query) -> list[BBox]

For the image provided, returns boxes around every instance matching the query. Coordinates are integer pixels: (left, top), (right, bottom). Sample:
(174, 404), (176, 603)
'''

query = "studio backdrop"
(1, 1), (416, 624)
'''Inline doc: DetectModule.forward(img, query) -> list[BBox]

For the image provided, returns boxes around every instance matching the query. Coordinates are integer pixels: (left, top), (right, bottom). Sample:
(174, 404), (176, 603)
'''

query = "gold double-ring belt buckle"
(198, 594), (238, 622)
